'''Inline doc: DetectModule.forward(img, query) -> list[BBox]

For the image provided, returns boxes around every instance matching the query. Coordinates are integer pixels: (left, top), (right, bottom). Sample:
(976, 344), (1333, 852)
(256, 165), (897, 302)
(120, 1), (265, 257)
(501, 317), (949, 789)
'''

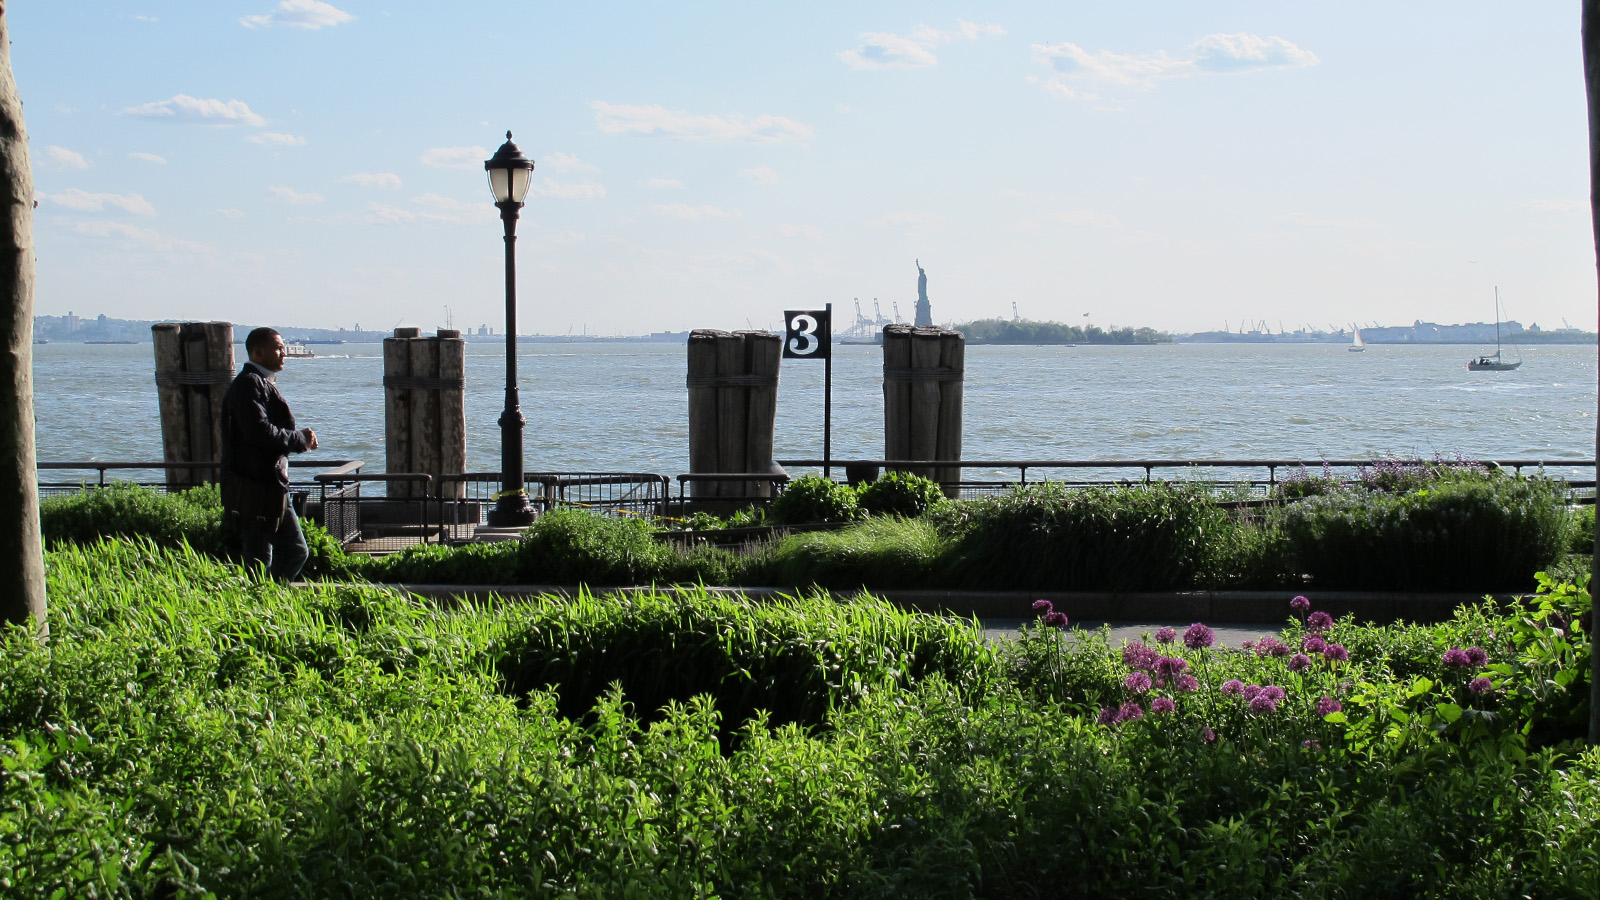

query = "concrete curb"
(373, 583), (1522, 625)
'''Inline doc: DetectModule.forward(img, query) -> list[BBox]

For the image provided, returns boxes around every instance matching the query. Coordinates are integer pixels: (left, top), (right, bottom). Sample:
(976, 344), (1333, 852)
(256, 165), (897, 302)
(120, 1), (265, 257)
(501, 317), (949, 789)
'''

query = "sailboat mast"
(1494, 286), (1502, 354)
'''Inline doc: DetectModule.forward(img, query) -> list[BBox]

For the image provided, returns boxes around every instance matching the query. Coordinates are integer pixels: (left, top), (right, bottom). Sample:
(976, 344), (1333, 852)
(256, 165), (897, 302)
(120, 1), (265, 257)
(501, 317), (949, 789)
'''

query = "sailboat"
(1348, 325), (1365, 352)
(1465, 288), (1521, 371)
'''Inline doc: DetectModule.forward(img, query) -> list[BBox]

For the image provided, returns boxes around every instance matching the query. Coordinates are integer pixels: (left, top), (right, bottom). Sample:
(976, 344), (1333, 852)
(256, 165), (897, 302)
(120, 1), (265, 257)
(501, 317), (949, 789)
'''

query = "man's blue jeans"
(242, 503), (309, 581)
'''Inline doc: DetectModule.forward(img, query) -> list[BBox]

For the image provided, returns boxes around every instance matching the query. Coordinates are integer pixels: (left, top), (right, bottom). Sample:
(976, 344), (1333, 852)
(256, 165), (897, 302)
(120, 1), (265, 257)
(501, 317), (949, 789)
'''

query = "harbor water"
(30, 340), (1600, 481)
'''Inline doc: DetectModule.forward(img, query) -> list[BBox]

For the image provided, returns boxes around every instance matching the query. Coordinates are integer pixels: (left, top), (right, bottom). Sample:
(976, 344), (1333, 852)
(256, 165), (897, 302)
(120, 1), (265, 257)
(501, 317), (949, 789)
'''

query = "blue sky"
(13, 2), (1596, 334)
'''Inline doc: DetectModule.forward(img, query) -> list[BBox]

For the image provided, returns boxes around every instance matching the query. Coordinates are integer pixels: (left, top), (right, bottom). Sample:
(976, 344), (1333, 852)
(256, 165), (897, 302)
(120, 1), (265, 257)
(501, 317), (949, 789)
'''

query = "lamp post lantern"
(484, 131), (537, 527)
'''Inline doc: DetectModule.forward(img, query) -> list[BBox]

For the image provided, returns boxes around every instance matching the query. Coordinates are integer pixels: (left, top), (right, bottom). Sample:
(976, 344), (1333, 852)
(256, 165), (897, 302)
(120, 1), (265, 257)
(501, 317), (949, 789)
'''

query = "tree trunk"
(0, 5), (45, 637)
(1581, 0), (1600, 746)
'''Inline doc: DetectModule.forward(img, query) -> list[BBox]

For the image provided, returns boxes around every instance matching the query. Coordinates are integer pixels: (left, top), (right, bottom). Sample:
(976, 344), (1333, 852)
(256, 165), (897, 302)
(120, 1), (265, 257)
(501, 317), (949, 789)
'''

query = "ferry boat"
(284, 341), (316, 359)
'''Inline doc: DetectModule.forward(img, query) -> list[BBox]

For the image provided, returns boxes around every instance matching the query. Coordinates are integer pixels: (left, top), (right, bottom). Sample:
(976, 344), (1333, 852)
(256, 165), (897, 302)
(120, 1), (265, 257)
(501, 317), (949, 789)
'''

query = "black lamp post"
(484, 131), (537, 527)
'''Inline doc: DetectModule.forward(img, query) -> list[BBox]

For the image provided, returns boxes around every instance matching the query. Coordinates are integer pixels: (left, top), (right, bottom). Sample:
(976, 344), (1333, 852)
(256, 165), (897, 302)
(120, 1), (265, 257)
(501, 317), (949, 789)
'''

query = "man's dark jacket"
(221, 363), (308, 494)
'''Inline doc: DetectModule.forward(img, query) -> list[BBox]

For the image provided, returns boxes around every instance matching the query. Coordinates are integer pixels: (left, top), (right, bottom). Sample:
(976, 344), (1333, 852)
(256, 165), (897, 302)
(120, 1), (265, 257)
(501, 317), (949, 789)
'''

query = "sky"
(12, 1), (1600, 335)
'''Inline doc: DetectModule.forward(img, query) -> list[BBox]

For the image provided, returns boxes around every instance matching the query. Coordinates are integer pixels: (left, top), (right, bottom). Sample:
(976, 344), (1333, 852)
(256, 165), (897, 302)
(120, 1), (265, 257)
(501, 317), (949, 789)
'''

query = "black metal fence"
(36, 457), (1598, 554)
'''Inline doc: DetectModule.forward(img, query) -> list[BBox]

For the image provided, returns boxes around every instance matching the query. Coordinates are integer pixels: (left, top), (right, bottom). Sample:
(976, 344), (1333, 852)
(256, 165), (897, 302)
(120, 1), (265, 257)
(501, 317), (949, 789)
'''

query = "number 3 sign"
(783, 309), (831, 360)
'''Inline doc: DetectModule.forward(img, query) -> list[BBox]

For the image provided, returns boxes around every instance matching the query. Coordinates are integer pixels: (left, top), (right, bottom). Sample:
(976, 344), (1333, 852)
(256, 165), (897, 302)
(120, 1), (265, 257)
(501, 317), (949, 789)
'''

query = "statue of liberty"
(914, 259), (932, 327)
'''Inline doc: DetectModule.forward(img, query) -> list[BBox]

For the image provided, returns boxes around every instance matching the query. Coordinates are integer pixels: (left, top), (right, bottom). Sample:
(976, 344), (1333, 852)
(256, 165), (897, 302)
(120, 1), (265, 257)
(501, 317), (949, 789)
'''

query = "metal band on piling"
(882, 366), (963, 382)
(154, 370), (235, 386)
(684, 374), (780, 388)
(382, 375), (465, 391)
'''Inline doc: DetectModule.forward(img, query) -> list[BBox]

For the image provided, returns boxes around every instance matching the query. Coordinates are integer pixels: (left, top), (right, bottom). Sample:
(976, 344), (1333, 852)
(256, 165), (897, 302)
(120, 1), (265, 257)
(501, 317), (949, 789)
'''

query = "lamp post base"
(486, 492), (536, 528)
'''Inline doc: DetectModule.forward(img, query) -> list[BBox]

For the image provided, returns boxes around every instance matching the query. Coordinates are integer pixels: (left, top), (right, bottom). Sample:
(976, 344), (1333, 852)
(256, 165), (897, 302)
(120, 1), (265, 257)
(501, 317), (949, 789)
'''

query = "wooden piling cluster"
(686, 329), (781, 497)
(882, 324), (964, 493)
(151, 322), (234, 489)
(382, 327), (467, 498)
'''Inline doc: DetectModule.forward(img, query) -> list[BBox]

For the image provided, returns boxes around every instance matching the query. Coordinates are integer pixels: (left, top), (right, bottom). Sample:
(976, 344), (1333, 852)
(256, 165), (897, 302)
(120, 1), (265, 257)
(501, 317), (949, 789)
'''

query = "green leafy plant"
(855, 471), (949, 519)
(770, 475), (862, 525)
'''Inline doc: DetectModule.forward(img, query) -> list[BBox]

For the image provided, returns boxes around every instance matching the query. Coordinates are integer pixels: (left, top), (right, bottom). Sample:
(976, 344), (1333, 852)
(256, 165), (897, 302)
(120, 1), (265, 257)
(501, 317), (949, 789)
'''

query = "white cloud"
(216, 208), (245, 218)
(1049, 209), (1125, 229)
(530, 179), (606, 201)
(73, 220), (206, 253)
(411, 193), (496, 224)
(543, 151), (598, 173)
(1192, 33), (1320, 73)
(420, 146), (489, 169)
(1033, 33), (1317, 99)
(241, 0), (354, 30)
(1522, 199), (1585, 212)
(640, 177), (683, 189)
(1275, 212), (1382, 229)
(268, 186), (324, 205)
(592, 101), (813, 143)
(124, 94), (267, 126)
(1001, 188), (1030, 199)
(776, 223), (822, 239)
(40, 189), (156, 216)
(839, 20), (1005, 70)
(41, 146), (88, 170)
(364, 202), (416, 225)
(869, 211), (946, 229)
(129, 152), (167, 164)
(248, 131), (306, 146)
(741, 165), (780, 185)
(650, 203), (739, 221)
(341, 172), (402, 190)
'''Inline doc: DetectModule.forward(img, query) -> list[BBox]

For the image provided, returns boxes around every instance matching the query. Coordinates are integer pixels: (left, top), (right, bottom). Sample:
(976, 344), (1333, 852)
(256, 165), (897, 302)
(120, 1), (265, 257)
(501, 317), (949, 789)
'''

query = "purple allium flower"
(1307, 611), (1334, 632)
(1466, 646), (1488, 667)
(1288, 653), (1313, 673)
(1032, 599), (1053, 614)
(1241, 640), (1256, 652)
(1125, 672), (1153, 693)
(1043, 610), (1069, 630)
(1443, 648), (1471, 668)
(1290, 596), (1311, 613)
(1242, 684), (1264, 701)
(1316, 696), (1342, 717)
(1263, 685), (1286, 702)
(1155, 656), (1190, 679)
(1302, 635), (1328, 654)
(1097, 707), (1119, 726)
(1201, 726), (1217, 743)
(1469, 677), (1493, 696)
(1151, 697), (1176, 714)
(1184, 623), (1215, 650)
(1175, 673), (1199, 693)
(1249, 694), (1280, 714)
(1254, 637), (1291, 659)
(1154, 627), (1177, 644)
(1302, 739), (1321, 751)
(1323, 644), (1349, 663)
(1118, 701), (1145, 722)
(1220, 679), (1245, 697)
(1122, 642), (1158, 672)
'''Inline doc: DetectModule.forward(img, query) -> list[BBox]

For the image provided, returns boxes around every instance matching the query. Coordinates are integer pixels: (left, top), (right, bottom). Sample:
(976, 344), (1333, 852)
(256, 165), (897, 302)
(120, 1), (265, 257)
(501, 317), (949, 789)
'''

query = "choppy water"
(30, 340), (1599, 481)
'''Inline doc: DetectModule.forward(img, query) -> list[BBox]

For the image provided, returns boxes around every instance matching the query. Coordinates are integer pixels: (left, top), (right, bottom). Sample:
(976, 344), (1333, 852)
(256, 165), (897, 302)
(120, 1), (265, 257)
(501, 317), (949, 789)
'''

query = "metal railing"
(775, 458), (1598, 500)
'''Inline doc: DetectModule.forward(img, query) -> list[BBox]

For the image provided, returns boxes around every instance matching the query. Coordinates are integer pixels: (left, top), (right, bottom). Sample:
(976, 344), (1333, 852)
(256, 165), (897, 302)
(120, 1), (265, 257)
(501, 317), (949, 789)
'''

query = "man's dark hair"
(245, 327), (280, 354)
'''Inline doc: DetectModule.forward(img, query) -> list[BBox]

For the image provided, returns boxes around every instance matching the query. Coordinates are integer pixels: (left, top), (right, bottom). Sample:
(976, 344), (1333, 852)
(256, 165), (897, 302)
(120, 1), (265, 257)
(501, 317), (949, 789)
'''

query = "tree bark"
(0, 4), (46, 637)
(1581, 0), (1600, 746)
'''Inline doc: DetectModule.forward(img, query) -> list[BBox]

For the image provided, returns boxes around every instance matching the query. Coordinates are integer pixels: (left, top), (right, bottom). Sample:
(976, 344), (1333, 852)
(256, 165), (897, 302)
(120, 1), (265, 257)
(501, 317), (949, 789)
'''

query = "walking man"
(221, 327), (319, 580)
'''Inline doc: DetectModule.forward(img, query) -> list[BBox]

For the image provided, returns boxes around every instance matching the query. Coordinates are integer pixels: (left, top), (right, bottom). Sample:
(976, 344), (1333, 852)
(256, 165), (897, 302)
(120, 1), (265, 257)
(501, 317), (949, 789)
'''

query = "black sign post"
(783, 304), (833, 479)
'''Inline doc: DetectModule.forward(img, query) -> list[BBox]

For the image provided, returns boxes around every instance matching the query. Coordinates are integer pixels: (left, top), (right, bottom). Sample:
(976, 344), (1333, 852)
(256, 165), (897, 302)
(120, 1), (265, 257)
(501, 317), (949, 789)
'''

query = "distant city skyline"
(14, 2), (1600, 334)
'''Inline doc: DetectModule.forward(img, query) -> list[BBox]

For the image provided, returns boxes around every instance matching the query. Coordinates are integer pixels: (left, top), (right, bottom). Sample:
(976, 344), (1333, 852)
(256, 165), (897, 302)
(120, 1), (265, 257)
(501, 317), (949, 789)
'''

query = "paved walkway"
(980, 618), (1286, 649)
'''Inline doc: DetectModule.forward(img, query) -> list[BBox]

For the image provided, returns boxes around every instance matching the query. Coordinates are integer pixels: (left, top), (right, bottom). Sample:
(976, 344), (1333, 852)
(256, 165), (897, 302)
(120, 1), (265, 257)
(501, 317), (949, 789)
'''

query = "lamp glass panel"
(509, 167), (533, 203)
(487, 168), (512, 203)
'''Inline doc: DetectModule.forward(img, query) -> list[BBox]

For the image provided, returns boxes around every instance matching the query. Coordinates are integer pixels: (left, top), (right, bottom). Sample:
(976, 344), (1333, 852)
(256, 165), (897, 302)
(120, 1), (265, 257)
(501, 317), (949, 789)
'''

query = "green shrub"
(1571, 504), (1595, 555)
(771, 475), (862, 525)
(856, 470), (949, 519)
(1281, 472), (1573, 590)
(360, 539), (519, 584)
(939, 482), (1224, 591)
(39, 482), (226, 556)
(751, 516), (953, 589)
(513, 507), (678, 584)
